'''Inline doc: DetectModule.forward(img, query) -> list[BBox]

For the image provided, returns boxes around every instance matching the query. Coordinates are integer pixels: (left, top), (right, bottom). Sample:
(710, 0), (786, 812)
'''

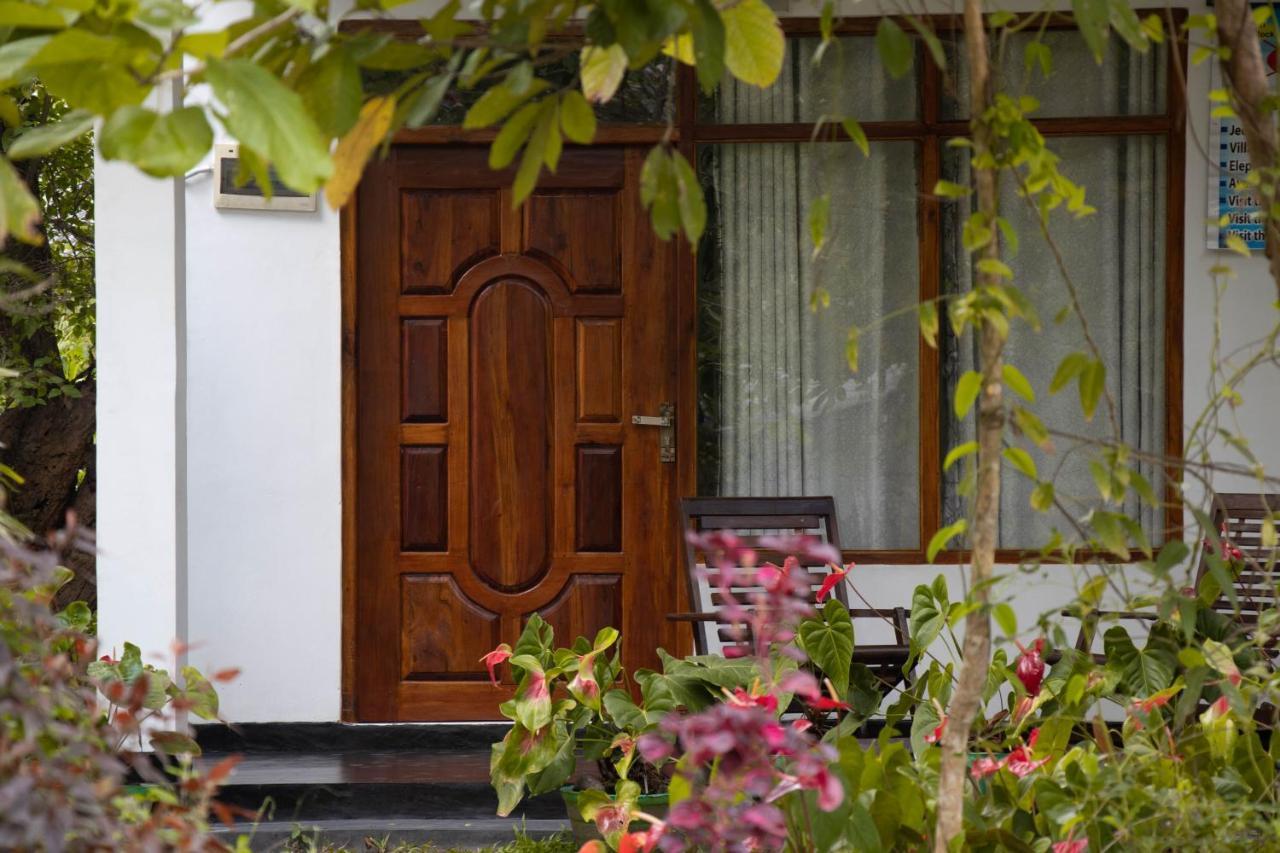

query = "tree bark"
(0, 153), (97, 609)
(933, 0), (1006, 847)
(1216, 0), (1280, 298)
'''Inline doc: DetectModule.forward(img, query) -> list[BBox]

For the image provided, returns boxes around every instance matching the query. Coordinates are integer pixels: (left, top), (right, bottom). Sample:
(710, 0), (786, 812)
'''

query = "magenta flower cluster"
(628, 531), (847, 852)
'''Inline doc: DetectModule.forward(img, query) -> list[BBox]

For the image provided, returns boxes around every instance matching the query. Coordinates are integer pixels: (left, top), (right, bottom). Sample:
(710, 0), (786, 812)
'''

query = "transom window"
(692, 19), (1182, 561)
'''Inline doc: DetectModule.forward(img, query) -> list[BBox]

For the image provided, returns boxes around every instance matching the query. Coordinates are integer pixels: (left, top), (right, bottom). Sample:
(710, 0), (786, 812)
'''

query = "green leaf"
(512, 100), (557, 205)
(943, 441), (977, 471)
(559, 89), (597, 144)
(1104, 625), (1177, 696)
(1003, 446), (1037, 480)
(918, 301), (938, 347)
(910, 581), (945, 655)
(0, 1), (74, 28)
(177, 665), (219, 720)
(1079, 359), (1106, 421)
(993, 602), (1017, 637)
(841, 118), (869, 156)
(933, 179), (970, 199)
(526, 726), (576, 796)
(98, 106), (213, 177)
(29, 30), (148, 113)
(798, 598), (854, 696)
(875, 18), (913, 79)
(1030, 481), (1055, 512)
(464, 78), (550, 130)
(953, 370), (982, 419)
(0, 156), (43, 245)
(489, 101), (541, 170)
(926, 520), (966, 562)
(206, 58), (331, 193)
(1002, 364), (1035, 402)
(689, 0), (726, 92)
(722, 0), (784, 87)
(7, 109), (93, 160)
(1072, 0), (1109, 62)
(845, 325), (860, 373)
(671, 149), (706, 244)
(298, 47), (362, 138)
(510, 654), (553, 730)
(326, 96), (396, 209)
(809, 193), (831, 251)
(903, 16), (945, 69)
(1090, 510), (1130, 559)
(641, 146), (679, 240)
(1050, 352), (1089, 394)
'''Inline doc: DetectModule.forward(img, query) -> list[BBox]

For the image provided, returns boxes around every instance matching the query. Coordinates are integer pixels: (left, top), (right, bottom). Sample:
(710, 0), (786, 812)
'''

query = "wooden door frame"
(339, 132), (699, 721)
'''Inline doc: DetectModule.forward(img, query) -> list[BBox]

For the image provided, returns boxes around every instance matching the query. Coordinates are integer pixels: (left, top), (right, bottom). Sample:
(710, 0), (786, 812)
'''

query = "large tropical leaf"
(798, 598), (855, 696)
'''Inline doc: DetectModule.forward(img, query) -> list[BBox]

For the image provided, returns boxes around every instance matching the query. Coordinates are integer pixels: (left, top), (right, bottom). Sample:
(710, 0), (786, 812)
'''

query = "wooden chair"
(1067, 492), (1280, 660)
(668, 496), (913, 690)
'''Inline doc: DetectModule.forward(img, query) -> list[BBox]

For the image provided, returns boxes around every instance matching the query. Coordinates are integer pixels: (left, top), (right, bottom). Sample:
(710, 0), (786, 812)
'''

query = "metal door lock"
(632, 402), (675, 463)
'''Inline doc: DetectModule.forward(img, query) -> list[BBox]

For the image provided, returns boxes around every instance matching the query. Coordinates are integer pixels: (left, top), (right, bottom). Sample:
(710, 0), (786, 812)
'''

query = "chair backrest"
(1196, 492), (1280, 625)
(679, 496), (847, 655)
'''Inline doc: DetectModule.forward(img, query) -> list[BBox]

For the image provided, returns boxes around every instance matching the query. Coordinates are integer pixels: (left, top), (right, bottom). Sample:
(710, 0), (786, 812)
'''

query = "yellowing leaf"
(581, 45), (627, 103)
(663, 33), (696, 65)
(325, 96), (395, 209)
(722, 0), (784, 87)
(0, 155), (41, 245)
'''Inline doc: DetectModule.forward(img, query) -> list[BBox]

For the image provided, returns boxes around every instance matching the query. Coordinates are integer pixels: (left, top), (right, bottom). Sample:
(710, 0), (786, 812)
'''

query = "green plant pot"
(560, 786), (669, 846)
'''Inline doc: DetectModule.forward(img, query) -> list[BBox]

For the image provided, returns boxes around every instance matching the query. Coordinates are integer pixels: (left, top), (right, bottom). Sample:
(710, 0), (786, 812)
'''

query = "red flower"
(619, 829), (661, 853)
(479, 643), (512, 688)
(1015, 638), (1046, 696)
(1053, 834), (1088, 853)
(1004, 728), (1049, 777)
(970, 757), (1002, 779)
(810, 696), (851, 711)
(816, 563), (853, 603)
(925, 715), (947, 745)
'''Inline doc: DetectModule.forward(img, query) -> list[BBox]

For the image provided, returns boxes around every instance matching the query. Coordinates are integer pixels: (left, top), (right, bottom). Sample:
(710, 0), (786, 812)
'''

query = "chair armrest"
(1059, 609), (1158, 620)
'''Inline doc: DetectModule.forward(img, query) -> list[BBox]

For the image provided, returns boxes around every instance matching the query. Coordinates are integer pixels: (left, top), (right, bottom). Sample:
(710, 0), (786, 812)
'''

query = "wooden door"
(353, 145), (681, 721)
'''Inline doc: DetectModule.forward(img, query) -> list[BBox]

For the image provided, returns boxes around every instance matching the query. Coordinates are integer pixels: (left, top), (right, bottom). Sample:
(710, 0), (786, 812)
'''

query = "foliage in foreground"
(531, 526), (1280, 851)
(0, 513), (246, 850)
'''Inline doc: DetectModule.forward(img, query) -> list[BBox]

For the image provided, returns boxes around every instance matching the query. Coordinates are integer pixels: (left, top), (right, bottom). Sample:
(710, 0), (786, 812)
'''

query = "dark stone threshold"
(215, 817), (568, 851)
(194, 722), (510, 753)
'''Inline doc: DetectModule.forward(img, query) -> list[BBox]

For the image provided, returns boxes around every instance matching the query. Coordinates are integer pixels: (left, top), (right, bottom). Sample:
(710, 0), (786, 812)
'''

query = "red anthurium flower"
(924, 715), (947, 745)
(1004, 729), (1049, 777)
(1052, 833), (1088, 853)
(569, 651), (601, 708)
(970, 756), (1002, 779)
(479, 643), (512, 688)
(1015, 638), (1046, 696)
(816, 563), (853, 603)
(619, 829), (661, 853)
(810, 696), (851, 711)
(576, 842), (606, 853)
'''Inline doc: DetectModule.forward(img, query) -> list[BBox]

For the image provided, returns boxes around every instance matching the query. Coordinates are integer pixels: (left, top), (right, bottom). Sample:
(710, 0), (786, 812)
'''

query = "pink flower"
(816, 563), (853, 603)
(479, 644), (512, 688)
(925, 715), (947, 745)
(1015, 638), (1046, 696)
(1004, 729), (1049, 777)
(970, 757), (1002, 779)
(1053, 834), (1088, 853)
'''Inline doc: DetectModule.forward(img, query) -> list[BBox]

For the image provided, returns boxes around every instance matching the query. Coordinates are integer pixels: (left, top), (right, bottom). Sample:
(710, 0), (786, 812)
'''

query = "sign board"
(1207, 17), (1277, 251)
(212, 143), (317, 212)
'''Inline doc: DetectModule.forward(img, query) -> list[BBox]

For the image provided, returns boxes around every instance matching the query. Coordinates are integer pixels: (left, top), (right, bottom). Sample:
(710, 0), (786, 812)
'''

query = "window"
(693, 19), (1182, 560)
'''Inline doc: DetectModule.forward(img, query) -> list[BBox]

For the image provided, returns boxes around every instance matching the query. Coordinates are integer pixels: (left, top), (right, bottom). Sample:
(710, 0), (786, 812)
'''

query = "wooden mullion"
(674, 60), (700, 655)
(1161, 16), (1188, 545)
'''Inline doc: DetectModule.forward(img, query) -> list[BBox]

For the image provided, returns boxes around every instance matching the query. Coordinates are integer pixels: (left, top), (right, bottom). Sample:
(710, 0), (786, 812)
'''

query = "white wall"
(158, 0), (1280, 721)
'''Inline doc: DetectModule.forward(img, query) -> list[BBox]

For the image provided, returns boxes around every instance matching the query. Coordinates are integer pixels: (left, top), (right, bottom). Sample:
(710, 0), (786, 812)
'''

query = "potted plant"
(485, 615), (677, 844)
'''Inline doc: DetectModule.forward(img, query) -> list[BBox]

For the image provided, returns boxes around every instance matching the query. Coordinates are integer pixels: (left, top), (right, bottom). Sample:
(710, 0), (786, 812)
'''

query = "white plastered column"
(94, 80), (188, 672)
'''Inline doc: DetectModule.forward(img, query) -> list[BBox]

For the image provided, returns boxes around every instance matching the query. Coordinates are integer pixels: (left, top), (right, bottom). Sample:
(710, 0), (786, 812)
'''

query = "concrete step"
(213, 818), (570, 851)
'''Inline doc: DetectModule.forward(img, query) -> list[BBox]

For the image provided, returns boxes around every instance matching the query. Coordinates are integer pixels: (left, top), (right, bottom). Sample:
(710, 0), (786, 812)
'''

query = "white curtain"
(699, 39), (921, 549)
(940, 33), (1167, 546)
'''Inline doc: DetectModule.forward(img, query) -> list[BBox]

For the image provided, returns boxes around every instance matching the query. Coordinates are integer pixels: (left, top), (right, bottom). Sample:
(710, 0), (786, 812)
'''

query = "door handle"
(631, 402), (675, 463)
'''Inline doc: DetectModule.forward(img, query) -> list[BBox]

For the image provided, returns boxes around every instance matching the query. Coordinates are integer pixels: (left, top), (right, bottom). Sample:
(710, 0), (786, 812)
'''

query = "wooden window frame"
(675, 13), (1186, 565)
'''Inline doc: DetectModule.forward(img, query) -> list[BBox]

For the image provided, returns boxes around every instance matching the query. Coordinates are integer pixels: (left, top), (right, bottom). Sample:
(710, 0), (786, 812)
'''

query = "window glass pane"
(697, 142), (921, 548)
(699, 36), (918, 123)
(940, 135), (1167, 549)
(941, 30), (1166, 118)
(363, 56), (672, 124)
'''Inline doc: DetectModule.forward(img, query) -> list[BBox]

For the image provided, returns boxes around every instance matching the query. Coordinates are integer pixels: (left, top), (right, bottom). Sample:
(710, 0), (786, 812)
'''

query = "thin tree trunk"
(933, 0), (1006, 846)
(1216, 0), (1280, 298)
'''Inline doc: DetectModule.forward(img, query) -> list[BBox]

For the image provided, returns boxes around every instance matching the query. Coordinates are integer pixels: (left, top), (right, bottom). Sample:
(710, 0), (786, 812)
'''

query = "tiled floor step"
(212, 817), (569, 851)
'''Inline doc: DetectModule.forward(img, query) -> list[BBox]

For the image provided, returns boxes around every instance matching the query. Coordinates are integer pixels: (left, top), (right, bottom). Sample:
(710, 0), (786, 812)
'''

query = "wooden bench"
(669, 496), (913, 690)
